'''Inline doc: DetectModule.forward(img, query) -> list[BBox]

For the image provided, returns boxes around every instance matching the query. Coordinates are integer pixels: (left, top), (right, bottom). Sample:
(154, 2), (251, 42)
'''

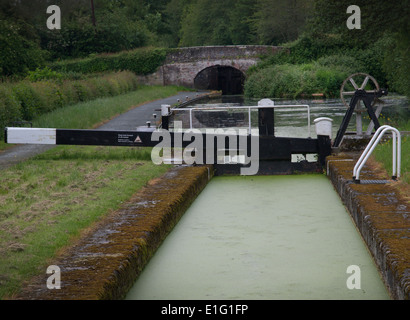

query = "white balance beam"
(5, 127), (57, 145)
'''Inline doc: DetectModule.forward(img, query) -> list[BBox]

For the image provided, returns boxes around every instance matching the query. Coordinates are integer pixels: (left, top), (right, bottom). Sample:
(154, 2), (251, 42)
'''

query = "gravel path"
(0, 91), (204, 170)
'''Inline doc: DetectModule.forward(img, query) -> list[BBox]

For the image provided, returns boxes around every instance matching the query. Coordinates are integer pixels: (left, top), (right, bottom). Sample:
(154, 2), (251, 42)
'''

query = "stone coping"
(13, 152), (409, 300)
(15, 165), (213, 300)
(327, 152), (409, 300)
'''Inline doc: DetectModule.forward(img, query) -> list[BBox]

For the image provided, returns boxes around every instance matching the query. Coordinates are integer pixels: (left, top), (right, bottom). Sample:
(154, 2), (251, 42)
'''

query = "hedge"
(0, 71), (139, 139)
(49, 47), (168, 75)
(244, 63), (351, 99)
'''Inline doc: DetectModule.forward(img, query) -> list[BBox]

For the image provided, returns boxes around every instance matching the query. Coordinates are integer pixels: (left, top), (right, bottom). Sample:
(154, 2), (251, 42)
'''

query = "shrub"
(88, 77), (113, 97)
(49, 47), (168, 76)
(315, 55), (364, 74)
(59, 81), (81, 105)
(0, 19), (45, 77)
(0, 71), (140, 140)
(247, 32), (393, 92)
(30, 81), (65, 113)
(27, 67), (63, 82)
(244, 63), (351, 99)
(382, 34), (410, 96)
(314, 67), (348, 97)
(0, 86), (21, 132)
(11, 82), (42, 120)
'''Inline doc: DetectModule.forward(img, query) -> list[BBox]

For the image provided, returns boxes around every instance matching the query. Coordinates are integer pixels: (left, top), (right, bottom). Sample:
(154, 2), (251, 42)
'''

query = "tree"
(307, 0), (410, 95)
(228, 0), (257, 45)
(252, 0), (313, 45)
(179, 0), (235, 46)
(0, 18), (45, 76)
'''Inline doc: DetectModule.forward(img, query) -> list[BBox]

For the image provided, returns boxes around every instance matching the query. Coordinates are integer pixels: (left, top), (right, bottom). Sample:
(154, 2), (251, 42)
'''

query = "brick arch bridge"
(139, 45), (284, 95)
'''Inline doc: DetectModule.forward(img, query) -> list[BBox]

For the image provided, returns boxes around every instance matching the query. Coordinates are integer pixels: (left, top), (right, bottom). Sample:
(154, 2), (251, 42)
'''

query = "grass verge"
(0, 85), (185, 298)
(1, 85), (188, 151)
(0, 146), (170, 299)
(372, 118), (409, 200)
(31, 85), (187, 130)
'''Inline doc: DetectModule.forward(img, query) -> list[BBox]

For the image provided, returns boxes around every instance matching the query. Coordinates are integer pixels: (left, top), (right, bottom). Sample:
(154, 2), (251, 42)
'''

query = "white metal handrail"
(171, 104), (311, 136)
(353, 125), (401, 181)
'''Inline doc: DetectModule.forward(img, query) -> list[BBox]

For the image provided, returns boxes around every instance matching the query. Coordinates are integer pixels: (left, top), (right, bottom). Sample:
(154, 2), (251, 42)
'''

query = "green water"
(126, 174), (389, 300)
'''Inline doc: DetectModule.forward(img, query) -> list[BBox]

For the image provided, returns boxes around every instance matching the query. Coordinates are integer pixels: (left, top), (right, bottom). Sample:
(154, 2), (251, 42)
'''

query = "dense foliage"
(1, 0), (313, 68)
(49, 47), (168, 75)
(306, 0), (410, 97)
(244, 60), (360, 99)
(244, 0), (410, 97)
(0, 0), (409, 97)
(0, 71), (139, 138)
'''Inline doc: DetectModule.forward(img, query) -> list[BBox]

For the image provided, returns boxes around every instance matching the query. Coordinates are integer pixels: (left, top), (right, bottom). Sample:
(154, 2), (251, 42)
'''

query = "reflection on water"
(126, 175), (390, 300)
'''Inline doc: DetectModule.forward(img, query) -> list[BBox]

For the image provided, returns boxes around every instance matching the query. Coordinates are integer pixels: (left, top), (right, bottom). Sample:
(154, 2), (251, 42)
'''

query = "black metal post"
(317, 135), (332, 166)
(333, 89), (387, 148)
(258, 108), (275, 136)
(333, 94), (359, 148)
(162, 115), (169, 130)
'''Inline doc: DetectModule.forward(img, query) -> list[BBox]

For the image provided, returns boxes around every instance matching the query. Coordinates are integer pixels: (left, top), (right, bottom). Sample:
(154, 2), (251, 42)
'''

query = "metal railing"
(353, 125), (401, 182)
(171, 104), (311, 136)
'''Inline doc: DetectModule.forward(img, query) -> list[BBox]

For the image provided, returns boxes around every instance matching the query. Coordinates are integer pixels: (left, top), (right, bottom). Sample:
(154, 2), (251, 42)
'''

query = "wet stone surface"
(327, 152), (409, 300)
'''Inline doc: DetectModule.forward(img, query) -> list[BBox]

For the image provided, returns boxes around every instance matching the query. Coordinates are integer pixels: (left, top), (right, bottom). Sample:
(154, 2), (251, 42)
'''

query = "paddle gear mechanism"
(333, 73), (388, 148)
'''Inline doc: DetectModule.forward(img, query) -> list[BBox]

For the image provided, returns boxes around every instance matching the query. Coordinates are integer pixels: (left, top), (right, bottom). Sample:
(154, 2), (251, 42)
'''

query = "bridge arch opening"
(194, 65), (245, 95)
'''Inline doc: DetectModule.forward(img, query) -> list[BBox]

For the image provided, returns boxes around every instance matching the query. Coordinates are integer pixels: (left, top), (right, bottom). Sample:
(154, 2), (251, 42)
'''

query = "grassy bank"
(0, 146), (170, 299)
(372, 118), (410, 187)
(0, 85), (187, 151)
(0, 85), (187, 299)
(30, 85), (185, 129)
(0, 71), (142, 138)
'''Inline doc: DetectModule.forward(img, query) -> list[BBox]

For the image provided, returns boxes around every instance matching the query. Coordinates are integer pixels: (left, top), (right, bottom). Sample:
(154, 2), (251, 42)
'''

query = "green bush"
(11, 82), (42, 120)
(315, 55), (364, 74)
(244, 32), (397, 98)
(88, 77), (113, 97)
(27, 67), (63, 82)
(69, 81), (89, 102)
(29, 81), (65, 114)
(247, 33), (392, 91)
(254, 35), (350, 68)
(49, 47), (168, 76)
(0, 19), (45, 77)
(39, 13), (150, 60)
(244, 63), (350, 99)
(314, 67), (348, 97)
(383, 33), (410, 96)
(0, 85), (21, 133)
(0, 71), (140, 140)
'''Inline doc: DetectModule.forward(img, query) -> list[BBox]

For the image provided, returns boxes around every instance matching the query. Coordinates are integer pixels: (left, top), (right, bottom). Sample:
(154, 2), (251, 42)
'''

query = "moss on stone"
(327, 153), (409, 300)
(14, 165), (213, 300)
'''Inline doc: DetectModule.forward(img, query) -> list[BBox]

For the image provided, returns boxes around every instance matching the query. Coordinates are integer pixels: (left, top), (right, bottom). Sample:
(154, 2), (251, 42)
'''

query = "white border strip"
(6, 127), (56, 145)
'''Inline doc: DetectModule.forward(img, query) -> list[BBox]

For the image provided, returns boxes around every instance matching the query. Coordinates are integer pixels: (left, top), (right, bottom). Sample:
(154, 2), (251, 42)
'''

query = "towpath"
(0, 91), (204, 170)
